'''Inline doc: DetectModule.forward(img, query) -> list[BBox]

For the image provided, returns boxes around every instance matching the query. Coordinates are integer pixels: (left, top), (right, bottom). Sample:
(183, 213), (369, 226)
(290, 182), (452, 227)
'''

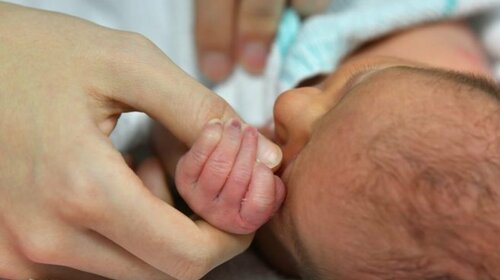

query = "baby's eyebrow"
(401, 66), (500, 101)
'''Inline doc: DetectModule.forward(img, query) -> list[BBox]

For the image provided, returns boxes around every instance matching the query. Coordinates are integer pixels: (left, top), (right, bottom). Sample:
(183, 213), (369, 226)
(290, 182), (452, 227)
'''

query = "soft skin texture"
(195, 0), (329, 81)
(256, 22), (500, 279)
(0, 2), (283, 280)
(176, 119), (286, 235)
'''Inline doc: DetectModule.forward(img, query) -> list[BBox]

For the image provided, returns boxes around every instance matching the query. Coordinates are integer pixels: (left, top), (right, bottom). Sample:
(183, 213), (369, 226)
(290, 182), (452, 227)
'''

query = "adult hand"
(0, 2), (281, 280)
(195, 0), (330, 81)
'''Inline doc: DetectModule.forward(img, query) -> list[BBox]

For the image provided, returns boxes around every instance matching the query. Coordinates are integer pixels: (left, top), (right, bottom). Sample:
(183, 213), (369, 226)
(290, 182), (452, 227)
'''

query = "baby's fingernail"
(241, 42), (267, 73)
(257, 134), (282, 169)
(201, 52), (231, 81)
(228, 118), (242, 131)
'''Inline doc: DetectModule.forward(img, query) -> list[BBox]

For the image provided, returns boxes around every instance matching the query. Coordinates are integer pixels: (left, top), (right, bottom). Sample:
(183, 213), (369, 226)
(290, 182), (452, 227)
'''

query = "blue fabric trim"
(276, 9), (301, 56)
(443, 0), (458, 16)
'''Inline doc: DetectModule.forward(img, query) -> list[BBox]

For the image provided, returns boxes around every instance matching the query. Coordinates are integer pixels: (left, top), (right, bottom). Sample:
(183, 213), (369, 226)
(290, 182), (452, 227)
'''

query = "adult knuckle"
(124, 31), (156, 49)
(104, 31), (159, 69)
(173, 251), (209, 280)
(19, 231), (67, 264)
(194, 94), (234, 128)
(55, 177), (106, 223)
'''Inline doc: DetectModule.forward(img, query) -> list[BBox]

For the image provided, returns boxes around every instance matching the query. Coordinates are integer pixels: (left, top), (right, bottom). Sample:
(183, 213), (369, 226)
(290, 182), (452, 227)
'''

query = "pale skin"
(0, 2), (283, 280)
(176, 119), (286, 235)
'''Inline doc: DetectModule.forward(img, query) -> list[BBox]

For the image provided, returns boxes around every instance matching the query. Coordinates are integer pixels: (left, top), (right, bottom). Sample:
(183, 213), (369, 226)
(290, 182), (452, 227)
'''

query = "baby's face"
(263, 57), (436, 277)
(256, 22), (500, 279)
(258, 54), (500, 278)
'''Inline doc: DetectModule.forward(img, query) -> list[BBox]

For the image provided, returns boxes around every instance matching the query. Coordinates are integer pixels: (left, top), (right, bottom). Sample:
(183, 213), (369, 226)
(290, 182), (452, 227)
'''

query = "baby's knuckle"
(189, 198), (212, 216)
(252, 194), (275, 209)
(235, 220), (258, 234)
(208, 156), (232, 176)
(189, 149), (209, 166)
(230, 170), (252, 186)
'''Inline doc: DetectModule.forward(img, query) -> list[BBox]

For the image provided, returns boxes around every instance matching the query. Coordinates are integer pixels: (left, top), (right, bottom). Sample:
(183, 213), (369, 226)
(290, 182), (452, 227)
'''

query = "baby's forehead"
(318, 67), (500, 141)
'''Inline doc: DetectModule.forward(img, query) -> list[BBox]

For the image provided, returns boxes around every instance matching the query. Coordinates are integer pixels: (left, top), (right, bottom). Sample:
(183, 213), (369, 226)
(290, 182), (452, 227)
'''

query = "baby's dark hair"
(361, 71), (500, 280)
(308, 70), (500, 280)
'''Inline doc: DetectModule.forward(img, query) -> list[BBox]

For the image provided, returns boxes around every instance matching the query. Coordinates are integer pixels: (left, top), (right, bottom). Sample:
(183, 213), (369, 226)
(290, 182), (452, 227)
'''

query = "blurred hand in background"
(195, 0), (330, 82)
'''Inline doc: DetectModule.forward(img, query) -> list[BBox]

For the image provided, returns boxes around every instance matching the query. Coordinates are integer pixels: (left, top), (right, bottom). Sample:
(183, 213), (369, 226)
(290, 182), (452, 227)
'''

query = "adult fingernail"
(241, 42), (267, 73)
(201, 52), (231, 82)
(205, 118), (223, 140)
(257, 134), (282, 169)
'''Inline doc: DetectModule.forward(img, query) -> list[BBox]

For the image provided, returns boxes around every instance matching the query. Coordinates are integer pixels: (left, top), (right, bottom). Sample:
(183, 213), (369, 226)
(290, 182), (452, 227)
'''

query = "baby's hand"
(175, 119), (285, 234)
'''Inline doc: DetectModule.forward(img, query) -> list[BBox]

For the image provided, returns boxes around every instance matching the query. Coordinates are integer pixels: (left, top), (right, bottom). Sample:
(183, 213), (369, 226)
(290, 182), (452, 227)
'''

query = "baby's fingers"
(175, 119), (223, 189)
(218, 126), (258, 211)
(195, 119), (243, 200)
(239, 163), (286, 232)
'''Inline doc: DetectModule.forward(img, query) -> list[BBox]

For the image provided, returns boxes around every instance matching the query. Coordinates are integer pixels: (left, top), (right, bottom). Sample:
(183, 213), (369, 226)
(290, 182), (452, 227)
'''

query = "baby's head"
(257, 57), (500, 279)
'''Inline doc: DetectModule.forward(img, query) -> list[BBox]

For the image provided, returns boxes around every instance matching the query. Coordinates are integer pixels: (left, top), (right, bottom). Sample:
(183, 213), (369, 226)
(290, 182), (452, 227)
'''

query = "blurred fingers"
(292, 0), (330, 16)
(195, 0), (237, 81)
(237, 0), (286, 73)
